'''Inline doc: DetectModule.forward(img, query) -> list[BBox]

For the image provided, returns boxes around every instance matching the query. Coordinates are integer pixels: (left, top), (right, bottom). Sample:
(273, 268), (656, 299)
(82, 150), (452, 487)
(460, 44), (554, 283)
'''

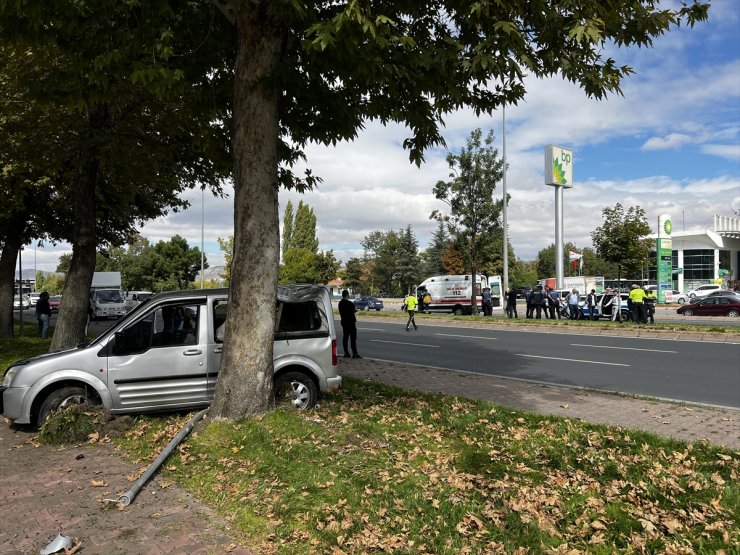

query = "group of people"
(510, 284), (658, 323)
(517, 286), (580, 320)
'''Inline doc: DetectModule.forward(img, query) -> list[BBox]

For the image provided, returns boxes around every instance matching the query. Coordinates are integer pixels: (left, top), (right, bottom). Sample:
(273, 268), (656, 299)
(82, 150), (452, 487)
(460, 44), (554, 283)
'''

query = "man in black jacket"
(338, 290), (361, 359)
(35, 291), (52, 339)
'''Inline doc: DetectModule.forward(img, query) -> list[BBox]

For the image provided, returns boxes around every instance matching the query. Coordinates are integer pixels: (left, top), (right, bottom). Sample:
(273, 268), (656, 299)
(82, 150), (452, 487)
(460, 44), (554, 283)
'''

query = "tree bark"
(210, 5), (284, 419)
(0, 226), (23, 338)
(49, 110), (103, 352)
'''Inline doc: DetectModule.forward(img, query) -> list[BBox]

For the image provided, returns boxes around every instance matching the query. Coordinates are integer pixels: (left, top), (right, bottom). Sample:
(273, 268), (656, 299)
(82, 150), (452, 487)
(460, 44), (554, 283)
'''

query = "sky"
(24, 1), (740, 276)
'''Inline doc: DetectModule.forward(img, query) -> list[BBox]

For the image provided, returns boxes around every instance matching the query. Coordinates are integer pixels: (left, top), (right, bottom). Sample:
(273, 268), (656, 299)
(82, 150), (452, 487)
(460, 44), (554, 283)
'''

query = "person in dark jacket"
(505, 288), (518, 319)
(35, 291), (52, 339)
(338, 290), (361, 358)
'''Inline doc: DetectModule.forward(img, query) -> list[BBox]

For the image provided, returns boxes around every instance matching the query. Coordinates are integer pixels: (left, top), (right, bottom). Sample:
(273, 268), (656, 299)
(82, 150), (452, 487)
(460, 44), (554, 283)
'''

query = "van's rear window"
(277, 301), (322, 333)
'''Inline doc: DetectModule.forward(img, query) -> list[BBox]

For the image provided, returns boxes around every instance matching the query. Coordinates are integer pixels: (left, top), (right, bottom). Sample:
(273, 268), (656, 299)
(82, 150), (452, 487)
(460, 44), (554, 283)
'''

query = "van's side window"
(276, 301), (321, 333)
(113, 302), (201, 355)
(214, 301), (228, 343)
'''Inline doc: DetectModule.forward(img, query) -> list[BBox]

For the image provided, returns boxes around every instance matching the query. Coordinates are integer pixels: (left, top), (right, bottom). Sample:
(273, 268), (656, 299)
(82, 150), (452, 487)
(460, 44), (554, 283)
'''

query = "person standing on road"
(587, 289), (598, 320)
(629, 284), (647, 323)
(481, 287), (492, 316)
(608, 291), (623, 323)
(567, 288), (580, 320)
(338, 290), (361, 358)
(644, 288), (657, 324)
(403, 292), (418, 331)
(35, 291), (52, 339)
(506, 288), (518, 319)
(547, 287), (560, 320)
(531, 286), (544, 319)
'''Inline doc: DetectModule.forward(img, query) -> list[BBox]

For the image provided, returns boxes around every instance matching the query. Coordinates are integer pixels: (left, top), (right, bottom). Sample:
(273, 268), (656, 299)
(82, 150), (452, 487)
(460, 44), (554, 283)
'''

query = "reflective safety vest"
(404, 295), (418, 311)
(629, 288), (647, 303)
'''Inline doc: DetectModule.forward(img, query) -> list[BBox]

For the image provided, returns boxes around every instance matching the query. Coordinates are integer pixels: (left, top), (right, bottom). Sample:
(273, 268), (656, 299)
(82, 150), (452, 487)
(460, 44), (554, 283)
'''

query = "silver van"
(2, 285), (341, 427)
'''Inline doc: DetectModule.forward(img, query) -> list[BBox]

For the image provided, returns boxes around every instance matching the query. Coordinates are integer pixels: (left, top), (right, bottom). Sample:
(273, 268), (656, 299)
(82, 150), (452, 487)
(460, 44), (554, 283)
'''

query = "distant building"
(648, 215), (740, 291)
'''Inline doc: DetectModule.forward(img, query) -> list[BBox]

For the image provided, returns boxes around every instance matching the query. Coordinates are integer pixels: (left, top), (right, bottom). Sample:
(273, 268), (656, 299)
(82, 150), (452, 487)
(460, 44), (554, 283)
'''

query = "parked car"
(579, 292), (632, 321)
(353, 296), (384, 311)
(12, 295), (31, 310)
(676, 296), (740, 317)
(704, 290), (740, 299)
(686, 284), (723, 300)
(673, 292), (689, 304)
(48, 296), (62, 312)
(2, 285), (341, 427)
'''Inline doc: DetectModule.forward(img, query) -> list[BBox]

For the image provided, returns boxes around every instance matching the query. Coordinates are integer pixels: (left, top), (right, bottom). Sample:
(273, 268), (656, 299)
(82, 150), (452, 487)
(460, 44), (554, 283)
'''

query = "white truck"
(125, 290), (153, 312)
(416, 274), (502, 315)
(90, 272), (126, 319)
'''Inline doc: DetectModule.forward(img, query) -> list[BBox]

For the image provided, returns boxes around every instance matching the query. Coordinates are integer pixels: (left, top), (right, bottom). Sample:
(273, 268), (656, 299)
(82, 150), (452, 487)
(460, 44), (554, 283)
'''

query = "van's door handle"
(213, 347), (223, 353)
(183, 349), (203, 356)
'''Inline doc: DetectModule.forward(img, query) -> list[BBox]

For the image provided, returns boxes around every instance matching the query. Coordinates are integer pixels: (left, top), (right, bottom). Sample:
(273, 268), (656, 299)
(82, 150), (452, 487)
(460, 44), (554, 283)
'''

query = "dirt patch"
(0, 420), (251, 555)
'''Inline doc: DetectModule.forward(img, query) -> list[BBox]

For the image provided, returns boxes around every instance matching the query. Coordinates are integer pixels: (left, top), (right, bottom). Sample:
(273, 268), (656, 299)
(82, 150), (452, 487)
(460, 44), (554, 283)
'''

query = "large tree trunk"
(210, 6), (284, 419)
(0, 227), (23, 338)
(49, 116), (101, 352)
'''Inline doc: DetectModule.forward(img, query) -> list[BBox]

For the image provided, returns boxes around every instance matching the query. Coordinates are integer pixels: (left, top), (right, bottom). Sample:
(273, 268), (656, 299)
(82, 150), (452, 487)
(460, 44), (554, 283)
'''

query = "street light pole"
(200, 188), (205, 289)
(502, 105), (508, 294)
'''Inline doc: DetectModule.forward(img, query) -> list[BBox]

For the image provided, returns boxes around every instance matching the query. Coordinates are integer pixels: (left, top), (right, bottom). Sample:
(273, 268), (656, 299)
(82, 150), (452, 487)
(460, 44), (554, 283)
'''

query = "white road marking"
(358, 327), (386, 331)
(435, 333), (497, 340)
(516, 354), (629, 367)
(571, 343), (677, 353)
(371, 339), (439, 348)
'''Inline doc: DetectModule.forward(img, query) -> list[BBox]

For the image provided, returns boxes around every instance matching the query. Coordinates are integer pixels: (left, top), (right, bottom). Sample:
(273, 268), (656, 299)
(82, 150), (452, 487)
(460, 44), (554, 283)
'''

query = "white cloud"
(701, 144), (740, 161)
(26, 4), (740, 275)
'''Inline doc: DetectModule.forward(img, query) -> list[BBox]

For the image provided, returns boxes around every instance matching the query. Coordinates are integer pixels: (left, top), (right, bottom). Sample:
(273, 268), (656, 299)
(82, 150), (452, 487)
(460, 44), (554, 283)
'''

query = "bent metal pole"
(105, 408), (209, 507)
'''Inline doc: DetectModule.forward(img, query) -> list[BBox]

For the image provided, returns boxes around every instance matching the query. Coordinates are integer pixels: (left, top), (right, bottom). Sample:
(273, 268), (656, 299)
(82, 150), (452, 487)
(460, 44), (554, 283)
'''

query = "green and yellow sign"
(656, 214), (673, 304)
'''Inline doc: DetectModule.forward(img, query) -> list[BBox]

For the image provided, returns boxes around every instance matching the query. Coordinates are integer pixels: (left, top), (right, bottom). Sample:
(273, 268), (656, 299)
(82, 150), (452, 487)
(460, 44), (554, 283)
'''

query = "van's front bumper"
(1, 386), (30, 424)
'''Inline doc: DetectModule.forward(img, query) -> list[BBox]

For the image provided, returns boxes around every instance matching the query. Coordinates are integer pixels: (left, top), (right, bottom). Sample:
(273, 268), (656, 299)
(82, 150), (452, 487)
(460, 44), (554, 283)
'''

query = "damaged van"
(1, 285), (341, 427)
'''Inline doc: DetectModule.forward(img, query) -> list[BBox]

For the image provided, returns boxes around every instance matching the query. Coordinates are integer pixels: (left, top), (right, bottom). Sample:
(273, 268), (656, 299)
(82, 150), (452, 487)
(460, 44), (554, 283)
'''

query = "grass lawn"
(116, 379), (739, 554)
(3, 319), (738, 554)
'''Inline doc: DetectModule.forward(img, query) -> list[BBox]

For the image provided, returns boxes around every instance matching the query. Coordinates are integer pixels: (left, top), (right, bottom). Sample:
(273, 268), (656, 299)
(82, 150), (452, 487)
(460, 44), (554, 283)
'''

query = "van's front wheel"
(37, 386), (95, 428)
(274, 372), (318, 410)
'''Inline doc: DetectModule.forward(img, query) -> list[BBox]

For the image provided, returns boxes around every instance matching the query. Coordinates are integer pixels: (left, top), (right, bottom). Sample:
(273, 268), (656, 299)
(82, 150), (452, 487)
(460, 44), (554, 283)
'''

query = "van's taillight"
(331, 339), (337, 366)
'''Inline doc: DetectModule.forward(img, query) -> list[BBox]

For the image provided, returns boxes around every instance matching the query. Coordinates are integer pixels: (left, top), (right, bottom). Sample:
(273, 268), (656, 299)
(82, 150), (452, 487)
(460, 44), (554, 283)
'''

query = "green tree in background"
(396, 226), (421, 295)
(342, 257), (366, 293)
(34, 272), (65, 295)
(0, 2), (232, 350)
(281, 201), (294, 262)
(420, 222), (451, 278)
(432, 128), (504, 314)
(218, 236), (234, 286)
(591, 204), (653, 282)
(279, 200), (336, 284)
(151, 235), (206, 291)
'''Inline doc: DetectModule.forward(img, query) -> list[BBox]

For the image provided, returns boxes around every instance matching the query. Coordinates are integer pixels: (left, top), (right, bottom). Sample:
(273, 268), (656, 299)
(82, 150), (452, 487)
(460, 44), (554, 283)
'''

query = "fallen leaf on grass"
(90, 479), (107, 487)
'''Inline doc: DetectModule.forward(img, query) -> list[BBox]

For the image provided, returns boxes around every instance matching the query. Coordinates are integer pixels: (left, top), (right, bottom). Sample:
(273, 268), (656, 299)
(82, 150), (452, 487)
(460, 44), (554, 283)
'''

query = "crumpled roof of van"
(277, 284), (327, 302)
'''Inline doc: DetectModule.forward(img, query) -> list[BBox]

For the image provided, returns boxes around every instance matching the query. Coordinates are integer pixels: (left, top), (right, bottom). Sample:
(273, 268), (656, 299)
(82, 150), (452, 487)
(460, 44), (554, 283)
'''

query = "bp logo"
(663, 219), (672, 235)
(552, 158), (567, 185)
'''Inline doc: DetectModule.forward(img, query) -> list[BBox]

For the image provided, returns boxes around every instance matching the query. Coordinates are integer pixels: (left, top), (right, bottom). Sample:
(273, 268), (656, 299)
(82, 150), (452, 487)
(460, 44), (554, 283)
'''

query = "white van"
(1, 285), (341, 427)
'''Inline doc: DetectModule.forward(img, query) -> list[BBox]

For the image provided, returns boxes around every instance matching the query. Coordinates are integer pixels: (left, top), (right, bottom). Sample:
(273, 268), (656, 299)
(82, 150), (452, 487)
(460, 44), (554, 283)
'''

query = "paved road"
(348, 320), (740, 409)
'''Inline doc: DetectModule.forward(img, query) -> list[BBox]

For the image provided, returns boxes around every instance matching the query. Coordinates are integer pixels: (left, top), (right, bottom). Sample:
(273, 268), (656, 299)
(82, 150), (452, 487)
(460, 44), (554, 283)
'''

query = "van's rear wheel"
(453, 306), (464, 316)
(274, 372), (317, 410)
(37, 386), (95, 428)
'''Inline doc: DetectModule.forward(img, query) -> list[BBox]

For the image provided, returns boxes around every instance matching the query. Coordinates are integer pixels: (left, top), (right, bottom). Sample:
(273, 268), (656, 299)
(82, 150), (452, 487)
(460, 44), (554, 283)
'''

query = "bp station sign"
(545, 145), (573, 187)
(656, 214), (673, 304)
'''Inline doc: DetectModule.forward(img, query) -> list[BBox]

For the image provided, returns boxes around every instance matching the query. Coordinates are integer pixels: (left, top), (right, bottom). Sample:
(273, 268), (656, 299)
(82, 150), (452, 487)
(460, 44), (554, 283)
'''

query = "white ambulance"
(416, 274), (502, 315)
